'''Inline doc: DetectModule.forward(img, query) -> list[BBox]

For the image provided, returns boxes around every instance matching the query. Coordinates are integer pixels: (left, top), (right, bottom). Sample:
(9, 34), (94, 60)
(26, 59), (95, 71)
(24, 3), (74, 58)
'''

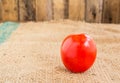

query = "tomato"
(61, 34), (97, 73)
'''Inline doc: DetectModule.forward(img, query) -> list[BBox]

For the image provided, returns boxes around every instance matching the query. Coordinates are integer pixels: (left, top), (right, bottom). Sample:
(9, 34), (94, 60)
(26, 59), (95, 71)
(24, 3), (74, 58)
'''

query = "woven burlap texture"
(0, 20), (120, 83)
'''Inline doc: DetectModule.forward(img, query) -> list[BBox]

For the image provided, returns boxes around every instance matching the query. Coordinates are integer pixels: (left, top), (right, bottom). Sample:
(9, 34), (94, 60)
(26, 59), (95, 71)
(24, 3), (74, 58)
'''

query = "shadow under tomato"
(54, 66), (87, 74)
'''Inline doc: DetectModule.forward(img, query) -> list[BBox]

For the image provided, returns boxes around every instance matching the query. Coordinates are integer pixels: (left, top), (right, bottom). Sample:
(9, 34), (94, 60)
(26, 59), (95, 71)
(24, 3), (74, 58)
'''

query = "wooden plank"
(19, 0), (36, 21)
(85, 0), (103, 23)
(36, 0), (52, 21)
(47, 0), (53, 20)
(0, 0), (2, 22)
(69, 0), (85, 21)
(102, 0), (120, 23)
(53, 0), (65, 20)
(0, 0), (18, 22)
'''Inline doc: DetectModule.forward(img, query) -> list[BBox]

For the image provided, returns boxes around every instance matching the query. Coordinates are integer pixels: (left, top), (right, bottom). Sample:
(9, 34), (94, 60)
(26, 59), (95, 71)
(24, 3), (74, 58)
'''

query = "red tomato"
(61, 34), (97, 73)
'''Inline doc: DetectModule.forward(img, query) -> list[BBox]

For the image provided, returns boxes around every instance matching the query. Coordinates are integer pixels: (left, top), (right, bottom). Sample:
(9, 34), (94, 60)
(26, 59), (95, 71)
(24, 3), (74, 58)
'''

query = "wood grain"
(102, 0), (120, 23)
(85, 0), (103, 23)
(36, 0), (47, 21)
(64, 0), (69, 19)
(36, 0), (52, 21)
(53, 0), (65, 20)
(19, 0), (36, 21)
(69, 0), (85, 21)
(0, 0), (2, 22)
(0, 0), (119, 23)
(0, 0), (18, 22)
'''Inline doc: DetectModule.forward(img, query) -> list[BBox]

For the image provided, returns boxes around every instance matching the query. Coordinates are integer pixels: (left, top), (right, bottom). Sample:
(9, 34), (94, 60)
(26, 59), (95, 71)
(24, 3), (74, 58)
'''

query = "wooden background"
(0, 0), (120, 23)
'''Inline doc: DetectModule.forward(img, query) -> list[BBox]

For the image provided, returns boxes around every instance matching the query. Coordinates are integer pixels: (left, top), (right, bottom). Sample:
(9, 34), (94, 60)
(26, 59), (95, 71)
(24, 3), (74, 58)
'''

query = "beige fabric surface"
(0, 20), (120, 83)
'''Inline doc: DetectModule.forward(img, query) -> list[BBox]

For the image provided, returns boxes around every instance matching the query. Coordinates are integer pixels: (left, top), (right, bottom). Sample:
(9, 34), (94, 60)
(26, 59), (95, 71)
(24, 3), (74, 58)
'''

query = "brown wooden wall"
(0, 0), (120, 23)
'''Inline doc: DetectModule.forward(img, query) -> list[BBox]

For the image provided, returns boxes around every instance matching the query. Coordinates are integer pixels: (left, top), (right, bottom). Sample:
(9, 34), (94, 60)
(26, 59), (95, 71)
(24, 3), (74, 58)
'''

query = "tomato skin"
(61, 34), (97, 73)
